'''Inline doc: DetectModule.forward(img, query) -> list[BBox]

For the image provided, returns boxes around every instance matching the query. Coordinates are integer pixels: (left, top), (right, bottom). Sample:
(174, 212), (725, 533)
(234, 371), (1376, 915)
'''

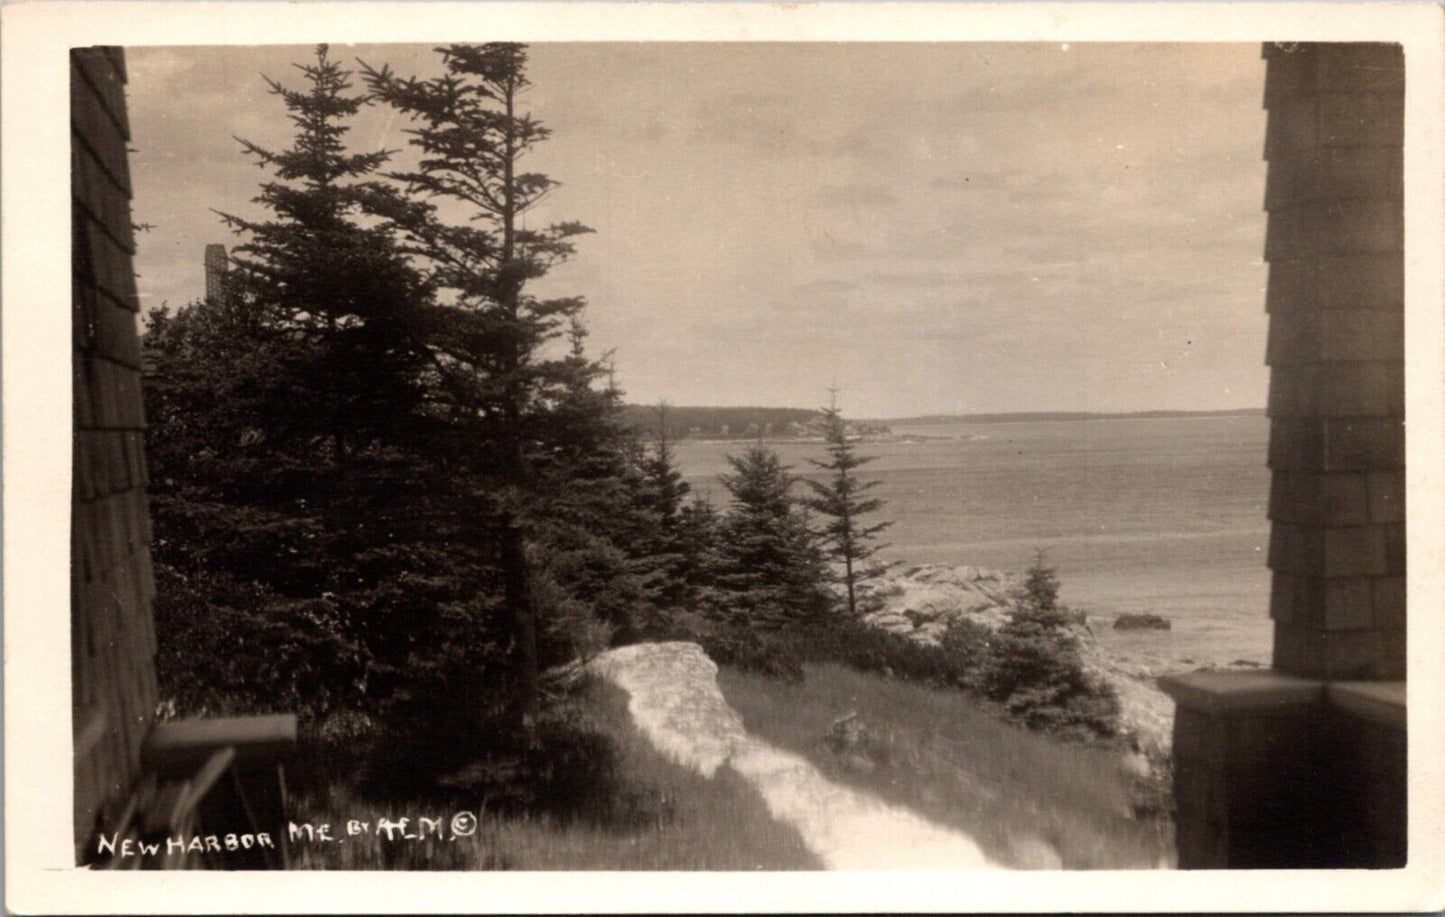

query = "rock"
(839, 753), (877, 774)
(939, 566), (980, 588)
(970, 607), (1011, 631)
(859, 565), (1021, 639)
(872, 580), (905, 599)
(1113, 613), (1171, 631)
(826, 711), (892, 772)
(1120, 751), (1153, 781)
(827, 710), (862, 740)
(914, 621), (949, 645)
(592, 644), (1004, 869)
(864, 612), (913, 634)
(1009, 836), (1064, 870)
(973, 583), (1011, 605)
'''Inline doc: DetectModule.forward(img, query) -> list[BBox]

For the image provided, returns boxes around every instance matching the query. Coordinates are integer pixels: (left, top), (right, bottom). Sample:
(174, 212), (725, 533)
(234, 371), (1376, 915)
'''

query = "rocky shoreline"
(852, 563), (1178, 768)
(675, 432), (952, 447)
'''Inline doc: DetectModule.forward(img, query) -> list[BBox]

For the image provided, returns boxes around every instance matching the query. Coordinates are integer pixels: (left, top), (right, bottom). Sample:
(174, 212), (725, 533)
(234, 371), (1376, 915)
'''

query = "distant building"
(204, 243), (229, 303)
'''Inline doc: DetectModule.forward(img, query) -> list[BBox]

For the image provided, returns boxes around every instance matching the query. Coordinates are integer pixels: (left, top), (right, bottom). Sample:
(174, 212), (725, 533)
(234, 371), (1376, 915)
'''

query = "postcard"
(4, 2), (1442, 913)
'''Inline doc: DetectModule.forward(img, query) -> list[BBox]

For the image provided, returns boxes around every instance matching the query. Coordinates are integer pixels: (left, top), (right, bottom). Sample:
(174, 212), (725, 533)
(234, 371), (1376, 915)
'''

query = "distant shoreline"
(663, 409), (1266, 444)
(630, 405), (1266, 444)
(874, 408), (1266, 426)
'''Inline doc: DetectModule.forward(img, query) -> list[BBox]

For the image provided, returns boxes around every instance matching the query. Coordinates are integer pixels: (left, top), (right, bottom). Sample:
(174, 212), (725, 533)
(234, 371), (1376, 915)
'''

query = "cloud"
(792, 278), (857, 295)
(928, 173), (1006, 191)
(811, 182), (896, 208)
(808, 230), (873, 261)
(688, 92), (831, 157)
(867, 270), (961, 290)
(126, 41), (1271, 415)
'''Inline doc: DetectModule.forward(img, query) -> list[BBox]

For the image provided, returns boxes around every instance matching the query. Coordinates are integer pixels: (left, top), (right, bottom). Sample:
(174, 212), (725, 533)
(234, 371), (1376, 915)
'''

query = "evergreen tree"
(532, 385), (665, 646)
(802, 392), (892, 616)
(641, 403), (690, 525)
(985, 552), (1120, 739)
(144, 47), (491, 719)
(716, 446), (830, 629)
(363, 44), (604, 733)
(636, 403), (694, 610)
(217, 44), (430, 461)
(676, 492), (725, 611)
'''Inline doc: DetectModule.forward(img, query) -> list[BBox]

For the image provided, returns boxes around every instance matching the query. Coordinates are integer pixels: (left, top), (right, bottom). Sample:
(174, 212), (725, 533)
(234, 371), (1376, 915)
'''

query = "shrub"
(785, 616), (968, 688)
(359, 630), (514, 800)
(937, 617), (995, 692)
(698, 627), (805, 683)
(529, 558), (617, 666)
(361, 667), (620, 814)
(774, 555), (1120, 743)
(981, 556), (1120, 740)
(151, 563), (367, 720)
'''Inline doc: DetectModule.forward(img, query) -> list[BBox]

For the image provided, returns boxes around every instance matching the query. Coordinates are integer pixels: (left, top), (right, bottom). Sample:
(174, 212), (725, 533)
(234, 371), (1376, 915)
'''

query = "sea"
(670, 413), (1273, 675)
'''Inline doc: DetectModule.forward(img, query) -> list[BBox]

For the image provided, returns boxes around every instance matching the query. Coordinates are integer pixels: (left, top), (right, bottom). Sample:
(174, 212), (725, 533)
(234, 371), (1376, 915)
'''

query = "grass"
(275, 650), (1171, 869)
(284, 677), (820, 870)
(717, 662), (1174, 869)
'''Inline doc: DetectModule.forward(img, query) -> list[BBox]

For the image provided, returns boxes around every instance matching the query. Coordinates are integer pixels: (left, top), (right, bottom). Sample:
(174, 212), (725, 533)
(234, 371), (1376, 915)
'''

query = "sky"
(125, 42), (1269, 418)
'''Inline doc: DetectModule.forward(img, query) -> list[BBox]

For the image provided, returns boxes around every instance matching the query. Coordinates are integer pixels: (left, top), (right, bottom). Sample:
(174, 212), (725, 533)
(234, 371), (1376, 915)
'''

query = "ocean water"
(671, 414), (1273, 673)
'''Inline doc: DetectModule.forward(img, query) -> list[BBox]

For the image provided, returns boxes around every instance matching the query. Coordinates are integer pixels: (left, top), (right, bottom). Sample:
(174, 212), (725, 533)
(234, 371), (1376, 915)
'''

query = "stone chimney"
(204, 243), (229, 303)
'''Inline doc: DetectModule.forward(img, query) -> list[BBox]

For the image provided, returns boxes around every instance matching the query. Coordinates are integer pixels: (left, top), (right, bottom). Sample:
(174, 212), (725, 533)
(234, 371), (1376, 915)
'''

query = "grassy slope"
(286, 658), (1172, 869)
(718, 662), (1174, 870)
(289, 679), (819, 870)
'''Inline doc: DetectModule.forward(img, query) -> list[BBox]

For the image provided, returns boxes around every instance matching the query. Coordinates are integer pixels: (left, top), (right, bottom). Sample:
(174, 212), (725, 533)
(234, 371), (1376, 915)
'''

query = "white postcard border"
(4, 3), (1442, 913)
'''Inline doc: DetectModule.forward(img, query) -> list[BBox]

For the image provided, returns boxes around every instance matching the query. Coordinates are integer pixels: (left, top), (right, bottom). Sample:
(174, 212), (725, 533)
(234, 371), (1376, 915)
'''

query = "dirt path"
(588, 642), (1006, 870)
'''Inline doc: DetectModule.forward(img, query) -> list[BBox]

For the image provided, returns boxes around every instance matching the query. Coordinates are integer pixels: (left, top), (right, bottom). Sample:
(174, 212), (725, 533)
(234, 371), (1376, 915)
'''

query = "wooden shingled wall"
(1262, 43), (1406, 680)
(71, 46), (159, 856)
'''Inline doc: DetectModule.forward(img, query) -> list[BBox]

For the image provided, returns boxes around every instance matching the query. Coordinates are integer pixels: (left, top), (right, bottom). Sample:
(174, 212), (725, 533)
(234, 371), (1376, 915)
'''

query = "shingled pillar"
(71, 46), (160, 855)
(1162, 43), (1406, 869)
(1264, 42), (1406, 681)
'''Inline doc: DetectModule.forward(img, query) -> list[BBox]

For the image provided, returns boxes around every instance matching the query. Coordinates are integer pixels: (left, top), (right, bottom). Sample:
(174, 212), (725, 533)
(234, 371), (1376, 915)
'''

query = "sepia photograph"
(5, 1), (1444, 912)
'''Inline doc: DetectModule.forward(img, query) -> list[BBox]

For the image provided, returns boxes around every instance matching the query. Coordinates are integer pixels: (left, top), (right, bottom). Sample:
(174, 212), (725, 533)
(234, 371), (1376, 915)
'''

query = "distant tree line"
(616, 404), (891, 442)
(891, 408), (1265, 425)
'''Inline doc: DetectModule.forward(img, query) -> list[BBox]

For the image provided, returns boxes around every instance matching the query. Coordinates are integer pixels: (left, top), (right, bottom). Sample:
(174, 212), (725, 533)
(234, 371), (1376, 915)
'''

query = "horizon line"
(620, 403), (1268, 421)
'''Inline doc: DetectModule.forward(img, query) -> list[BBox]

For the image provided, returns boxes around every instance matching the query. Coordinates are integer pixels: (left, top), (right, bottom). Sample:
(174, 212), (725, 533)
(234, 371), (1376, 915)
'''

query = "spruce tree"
(802, 393), (892, 616)
(985, 552), (1120, 739)
(676, 492), (725, 612)
(636, 403), (694, 609)
(642, 404), (690, 526)
(716, 446), (830, 629)
(363, 44), (601, 733)
(146, 46), (478, 719)
(533, 328), (665, 645)
(217, 44), (429, 461)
